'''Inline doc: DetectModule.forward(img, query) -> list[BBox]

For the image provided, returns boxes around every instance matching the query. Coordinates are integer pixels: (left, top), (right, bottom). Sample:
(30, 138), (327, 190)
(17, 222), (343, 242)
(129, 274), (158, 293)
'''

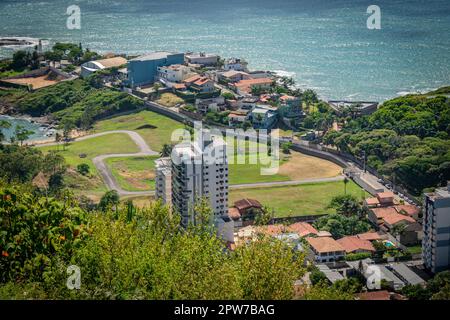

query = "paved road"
(37, 130), (159, 196)
(229, 176), (344, 189)
(36, 130), (346, 197)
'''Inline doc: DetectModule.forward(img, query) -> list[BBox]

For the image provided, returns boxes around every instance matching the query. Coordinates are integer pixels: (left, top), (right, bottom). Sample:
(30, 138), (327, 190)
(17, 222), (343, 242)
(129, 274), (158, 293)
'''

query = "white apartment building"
(223, 58), (248, 72)
(159, 134), (228, 227)
(157, 64), (191, 82)
(155, 157), (172, 205)
(423, 182), (450, 273)
(185, 52), (219, 66)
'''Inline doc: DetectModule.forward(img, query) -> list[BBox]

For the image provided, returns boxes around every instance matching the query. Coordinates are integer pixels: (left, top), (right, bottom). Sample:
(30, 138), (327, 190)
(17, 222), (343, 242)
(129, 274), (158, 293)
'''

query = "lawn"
(229, 180), (369, 218)
(37, 133), (140, 195)
(105, 156), (159, 192)
(228, 150), (342, 185)
(94, 110), (184, 152)
(405, 244), (422, 255)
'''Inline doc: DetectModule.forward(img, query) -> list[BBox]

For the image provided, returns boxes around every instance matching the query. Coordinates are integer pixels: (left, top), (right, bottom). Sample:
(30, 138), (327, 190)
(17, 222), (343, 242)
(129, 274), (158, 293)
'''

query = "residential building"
(155, 157), (172, 205)
(238, 96), (259, 110)
(228, 111), (248, 127)
(327, 100), (379, 116)
(316, 264), (345, 284)
(368, 206), (421, 245)
(228, 198), (263, 227)
(170, 135), (229, 227)
(223, 58), (248, 72)
(395, 204), (422, 220)
(356, 231), (384, 242)
(306, 237), (346, 263)
(218, 70), (251, 83)
(288, 222), (318, 238)
(336, 236), (376, 254)
(249, 105), (278, 129)
(195, 96), (225, 114)
(127, 51), (184, 87)
(157, 64), (192, 82)
(278, 94), (304, 127)
(81, 56), (128, 78)
(185, 52), (219, 66)
(231, 78), (273, 96)
(356, 291), (391, 300)
(247, 70), (271, 79)
(189, 76), (215, 93)
(423, 183), (450, 273)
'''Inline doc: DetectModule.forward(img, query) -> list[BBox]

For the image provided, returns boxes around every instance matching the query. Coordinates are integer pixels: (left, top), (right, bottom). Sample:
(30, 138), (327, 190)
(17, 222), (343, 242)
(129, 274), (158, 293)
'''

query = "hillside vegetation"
(324, 88), (450, 194)
(1, 79), (144, 128)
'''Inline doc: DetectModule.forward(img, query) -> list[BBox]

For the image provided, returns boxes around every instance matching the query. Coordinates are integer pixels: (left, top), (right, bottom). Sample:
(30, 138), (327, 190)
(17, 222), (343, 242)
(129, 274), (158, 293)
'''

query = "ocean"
(0, 0), (449, 101)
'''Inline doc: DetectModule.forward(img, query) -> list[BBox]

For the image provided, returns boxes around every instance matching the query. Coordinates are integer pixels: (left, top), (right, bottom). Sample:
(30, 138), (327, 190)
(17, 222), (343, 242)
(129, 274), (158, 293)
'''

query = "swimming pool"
(383, 240), (396, 248)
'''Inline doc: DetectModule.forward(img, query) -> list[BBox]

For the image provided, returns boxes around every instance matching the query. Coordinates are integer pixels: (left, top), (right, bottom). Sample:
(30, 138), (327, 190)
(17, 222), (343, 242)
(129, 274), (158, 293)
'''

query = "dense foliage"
(402, 271), (450, 300)
(10, 79), (143, 128)
(323, 88), (450, 194)
(0, 185), (305, 300)
(314, 213), (371, 239)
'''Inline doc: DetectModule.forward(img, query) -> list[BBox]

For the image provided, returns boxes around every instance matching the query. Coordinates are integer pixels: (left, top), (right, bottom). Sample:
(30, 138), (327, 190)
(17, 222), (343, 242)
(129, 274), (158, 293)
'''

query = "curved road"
(37, 130), (345, 197)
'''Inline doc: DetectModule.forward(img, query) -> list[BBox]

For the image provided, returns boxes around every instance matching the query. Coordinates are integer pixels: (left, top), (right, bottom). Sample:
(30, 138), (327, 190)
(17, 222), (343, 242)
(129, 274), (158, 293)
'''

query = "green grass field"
(105, 156), (159, 192)
(94, 110), (184, 152)
(38, 133), (139, 173)
(37, 133), (140, 196)
(229, 180), (369, 218)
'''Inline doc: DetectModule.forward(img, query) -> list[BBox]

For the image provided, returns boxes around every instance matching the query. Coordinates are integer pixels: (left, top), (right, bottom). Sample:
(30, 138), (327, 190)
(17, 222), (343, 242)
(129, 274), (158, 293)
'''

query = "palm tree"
(343, 177), (349, 195)
(54, 132), (62, 151)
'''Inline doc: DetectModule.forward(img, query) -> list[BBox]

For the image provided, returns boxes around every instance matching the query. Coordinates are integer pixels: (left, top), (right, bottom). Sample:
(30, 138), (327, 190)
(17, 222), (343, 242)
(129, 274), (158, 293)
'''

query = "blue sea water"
(0, 0), (449, 101)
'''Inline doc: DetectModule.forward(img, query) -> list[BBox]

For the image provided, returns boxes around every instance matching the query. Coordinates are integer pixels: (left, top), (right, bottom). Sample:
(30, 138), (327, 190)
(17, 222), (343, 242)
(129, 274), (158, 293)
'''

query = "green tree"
(99, 190), (120, 211)
(14, 125), (33, 146)
(76, 163), (90, 176)
(328, 194), (362, 217)
(0, 120), (12, 143)
(160, 143), (173, 157)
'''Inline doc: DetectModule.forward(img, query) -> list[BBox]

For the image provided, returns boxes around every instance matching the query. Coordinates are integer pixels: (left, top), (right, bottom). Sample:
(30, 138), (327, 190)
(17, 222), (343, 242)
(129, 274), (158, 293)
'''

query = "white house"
(224, 58), (248, 72)
(80, 56), (128, 78)
(185, 52), (219, 66)
(157, 64), (192, 82)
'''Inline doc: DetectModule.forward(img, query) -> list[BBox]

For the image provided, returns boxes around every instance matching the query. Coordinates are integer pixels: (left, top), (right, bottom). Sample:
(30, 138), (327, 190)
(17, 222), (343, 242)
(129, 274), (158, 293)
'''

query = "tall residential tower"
(423, 182), (450, 273)
(155, 134), (229, 227)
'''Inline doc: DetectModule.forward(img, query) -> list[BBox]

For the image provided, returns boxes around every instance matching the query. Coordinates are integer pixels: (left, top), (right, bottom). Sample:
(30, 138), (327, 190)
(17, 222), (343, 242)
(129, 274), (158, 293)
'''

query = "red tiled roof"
(306, 237), (344, 254)
(234, 198), (262, 212)
(371, 207), (398, 219)
(356, 290), (390, 300)
(232, 78), (273, 93)
(193, 77), (211, 86)
(288, 222), (318, 238)
(356, 231), (382, 241)
(336, 236), (375, 253)
(377, 191), (395, 200)
(383, 213), (415, 226)
(183, 74), (201, 83)
(365, 197), (380, 206)
(280, 95), (296, 101)
(172, 83), (186, 90)
(395, 205), (420, 217)
(258, 224), (286, 236)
